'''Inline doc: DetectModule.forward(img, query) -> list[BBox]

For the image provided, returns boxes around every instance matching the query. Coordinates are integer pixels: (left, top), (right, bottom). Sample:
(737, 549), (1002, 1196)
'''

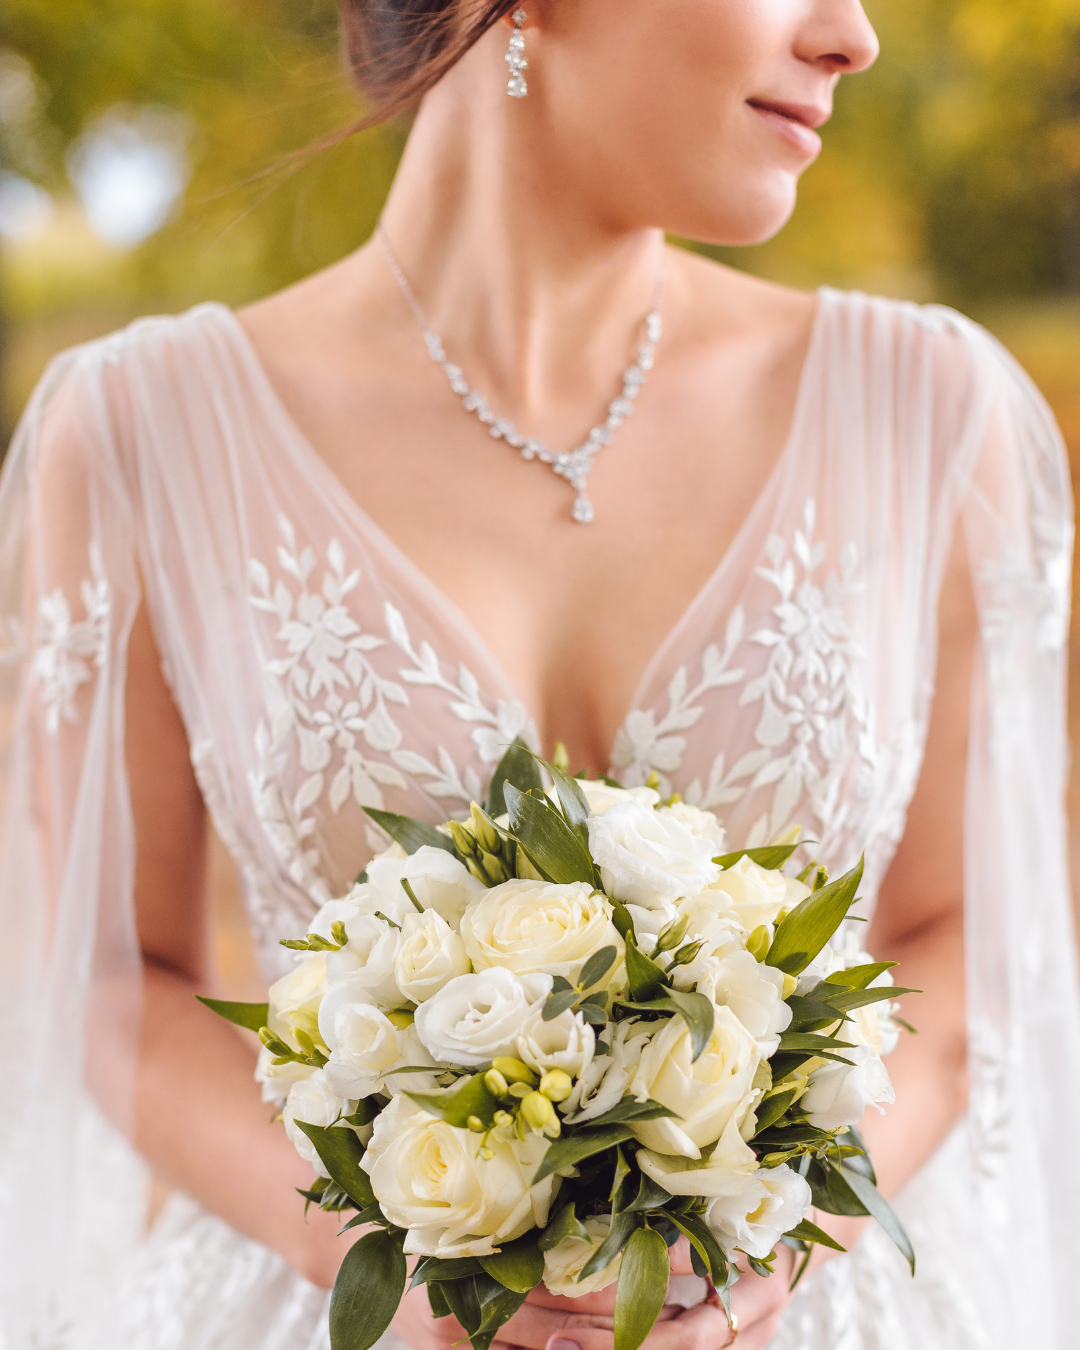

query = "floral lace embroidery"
(29, 546), (110, 735)
(247, 515), (538, 896)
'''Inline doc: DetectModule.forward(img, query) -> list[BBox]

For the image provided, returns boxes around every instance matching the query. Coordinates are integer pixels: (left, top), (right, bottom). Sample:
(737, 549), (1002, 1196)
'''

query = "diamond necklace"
(377, 221), (665, 524)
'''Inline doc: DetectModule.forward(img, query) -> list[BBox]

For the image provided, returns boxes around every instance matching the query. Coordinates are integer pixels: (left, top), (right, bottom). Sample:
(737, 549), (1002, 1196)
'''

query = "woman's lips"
(747, 99), (826, 157)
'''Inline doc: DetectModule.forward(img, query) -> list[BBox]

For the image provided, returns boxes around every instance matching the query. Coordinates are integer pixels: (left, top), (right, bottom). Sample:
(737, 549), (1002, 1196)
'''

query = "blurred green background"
(2, 0), (1080, 951)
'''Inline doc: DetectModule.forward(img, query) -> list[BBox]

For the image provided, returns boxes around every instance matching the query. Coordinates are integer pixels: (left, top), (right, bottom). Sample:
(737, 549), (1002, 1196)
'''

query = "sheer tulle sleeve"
(0, 339), (151, 1342)
(951, 319), (1080, 1344)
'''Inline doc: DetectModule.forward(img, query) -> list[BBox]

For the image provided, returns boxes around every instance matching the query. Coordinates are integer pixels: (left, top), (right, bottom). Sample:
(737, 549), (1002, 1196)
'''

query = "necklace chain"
(377, 221), (665, 524)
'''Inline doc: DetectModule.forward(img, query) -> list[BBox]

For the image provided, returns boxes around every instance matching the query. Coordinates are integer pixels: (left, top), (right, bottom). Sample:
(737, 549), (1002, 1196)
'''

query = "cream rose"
(704, 1163), (812, 1259)
(394, 910), (471, 1004)
(801, 1044), (895, 1131)
(636, 1116), (758, 1196)
(317, 986), (407, 1098)
(588, 798), (722, 907)
(366, 845), (484, 929)
(361, 1096), (556, 1258)
(543, 1215), (623, 1296)
(460, 879), (622, 984)
(629, 1006), (761, 1158)
(709, 856), (810, 932)
(267, 954), (328, 1048)
(282, 1071), (349, 1177)
(414, 968), (550, 1067)
(516, 1001), (595, 1079)
(673, 949), (792, 1054)
(324, 912), (403, 1007)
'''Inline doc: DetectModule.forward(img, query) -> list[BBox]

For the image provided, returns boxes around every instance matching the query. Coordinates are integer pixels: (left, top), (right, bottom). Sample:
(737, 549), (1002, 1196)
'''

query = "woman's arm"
(128, 600), (347, 1287)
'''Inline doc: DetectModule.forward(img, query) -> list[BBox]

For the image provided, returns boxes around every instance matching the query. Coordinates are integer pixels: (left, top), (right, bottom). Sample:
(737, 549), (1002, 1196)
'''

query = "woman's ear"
(499, 3), (541, 31)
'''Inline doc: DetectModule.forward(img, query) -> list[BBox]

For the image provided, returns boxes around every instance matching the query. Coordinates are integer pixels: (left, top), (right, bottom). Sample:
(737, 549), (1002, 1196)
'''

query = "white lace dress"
(1, 290), (1078, 1349)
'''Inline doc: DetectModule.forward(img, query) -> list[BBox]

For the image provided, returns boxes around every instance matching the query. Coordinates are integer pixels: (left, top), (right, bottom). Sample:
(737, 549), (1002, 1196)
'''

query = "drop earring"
(506, 8), (528, 98)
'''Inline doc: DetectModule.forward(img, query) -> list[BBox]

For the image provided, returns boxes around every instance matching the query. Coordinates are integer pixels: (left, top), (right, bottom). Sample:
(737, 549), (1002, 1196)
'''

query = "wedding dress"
(1, 287), (1077, 1350)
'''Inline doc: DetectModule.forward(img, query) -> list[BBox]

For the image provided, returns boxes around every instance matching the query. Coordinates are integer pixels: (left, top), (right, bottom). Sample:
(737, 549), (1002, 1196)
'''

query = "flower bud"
(492, 1057), (538, 1086)
(484, 1069), (510, 1098)
(746, 925), (771, 962)
(467, 1115), (485, 1133)
(481, 851), (509, 885)
(539, 1070), (573, 1103)
(655, 913), (691, 953)
(520, 1090), (560, 1136)
(386, 1009), (415, 1029)
(493, 1110), (513, 1128)
(782, 973), (798, 999)
(552, 742), (571, 773)
(469, 802), (501, 854)
(448, 820), (479, 858)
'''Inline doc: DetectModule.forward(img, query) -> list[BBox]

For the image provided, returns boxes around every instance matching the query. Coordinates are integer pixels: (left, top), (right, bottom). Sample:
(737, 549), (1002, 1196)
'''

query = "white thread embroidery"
(30, 546), (110, 735)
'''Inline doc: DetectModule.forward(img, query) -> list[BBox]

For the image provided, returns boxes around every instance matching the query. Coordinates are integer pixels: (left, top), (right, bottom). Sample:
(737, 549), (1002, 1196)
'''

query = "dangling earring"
(506, 8), (528, 99)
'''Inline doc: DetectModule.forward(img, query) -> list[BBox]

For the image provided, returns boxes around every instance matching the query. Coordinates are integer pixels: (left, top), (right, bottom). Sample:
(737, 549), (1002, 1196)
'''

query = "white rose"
(709, 857), (808, 932)
(637, 1115), (758, 1194)
(588, 798), (721, 908)
(317, 987), (404, 1099)
(283, 1070), (349, 1177)
(703, 1163), (812, 1259)
(629, 1006), (761, 1158)
(324, 912), (403, 1008)
(267, 954), (328, 1047)
(362, 1096), (556, 1258)
(255, 1043), (316, 1105)
(543, 1214), (623, 1296)
(562, 1019), (651, 1124)
(659, 802), (726, 853)
(516, 1001), (595, 1079)
(394, 910), (471, 1004)
(673, 950), (792, 1054)
(367, 846), (485, 929)
(801, 1044), (895, 1131)
(415, 968), (551, 1067)
(460, 879), (622, 984)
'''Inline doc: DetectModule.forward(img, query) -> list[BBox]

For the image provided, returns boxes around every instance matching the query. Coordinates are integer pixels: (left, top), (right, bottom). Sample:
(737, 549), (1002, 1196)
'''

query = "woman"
(1, 1), (1077, 1347)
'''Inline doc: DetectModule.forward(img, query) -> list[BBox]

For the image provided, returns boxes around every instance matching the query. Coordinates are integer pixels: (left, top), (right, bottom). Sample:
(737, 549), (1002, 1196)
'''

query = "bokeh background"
(2, 0), (1079, 989)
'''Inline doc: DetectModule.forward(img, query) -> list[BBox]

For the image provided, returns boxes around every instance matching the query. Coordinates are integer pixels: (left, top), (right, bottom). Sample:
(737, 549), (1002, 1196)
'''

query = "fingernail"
(548, 1341), (582, 1350)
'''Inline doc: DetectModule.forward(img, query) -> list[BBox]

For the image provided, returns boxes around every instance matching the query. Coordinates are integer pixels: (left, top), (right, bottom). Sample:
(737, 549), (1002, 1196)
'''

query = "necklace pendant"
(572, 492), (595, 524)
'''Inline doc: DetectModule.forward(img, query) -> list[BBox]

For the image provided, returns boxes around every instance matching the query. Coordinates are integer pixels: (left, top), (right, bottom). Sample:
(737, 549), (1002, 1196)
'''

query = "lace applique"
(30, 546), (110, 735)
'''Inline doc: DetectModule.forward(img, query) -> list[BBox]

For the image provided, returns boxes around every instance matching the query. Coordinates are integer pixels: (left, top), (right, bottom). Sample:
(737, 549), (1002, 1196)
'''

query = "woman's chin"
(679, 184), (800, 251)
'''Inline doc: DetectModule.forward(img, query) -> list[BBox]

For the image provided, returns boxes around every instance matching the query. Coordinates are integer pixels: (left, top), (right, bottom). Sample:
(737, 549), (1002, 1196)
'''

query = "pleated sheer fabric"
(0, 289), (1076, 1350)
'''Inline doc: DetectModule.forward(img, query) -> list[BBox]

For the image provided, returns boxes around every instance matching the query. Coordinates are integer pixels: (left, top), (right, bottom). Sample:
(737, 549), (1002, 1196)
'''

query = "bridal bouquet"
(202, 744), (914, 1350)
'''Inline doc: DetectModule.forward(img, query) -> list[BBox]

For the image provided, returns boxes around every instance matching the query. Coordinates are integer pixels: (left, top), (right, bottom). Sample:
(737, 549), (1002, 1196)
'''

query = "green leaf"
(665, 1212), (729, 1287)
(538, 1202), (589, 1252)
(618, 989), (715, 1063)
(714, 844), (801, 870)
(532, 1124), (637, 1185)
(195, 996), (269, 1032)
(765, 859), (865, 975)
(614, 1227), (671, 1350)
(532, 753), (592, 833)
(407, 1074), (499, 1130)
(580, 1209), (636, 1281)
(542, 988), (582, 1022)
(440, 1276), (482, 1336)
(487, 740), (544, 818)
(818, 985), (918, 1013)
(409, 1256), (485, 1289)
(610, 900), (636, 942)
(427, 1282), (451, 1320)
(479, 1235), (545, 1292)
(362, 807), (457, 857)
(840, 1165), (915, 1273)
(623, 1171), (674, 1213)
(776, 1031), (855, 1055)
(585, 1098), (680, 1129)
(823, 961), (897, 990)
(294, 1122), (376, 1210)
(503, 784), (595, 886)
(784, 995), (845, 1030)
(624, 937), (668, 1002)
(579, 945), (618, 992)
(751, 1088), (798, 1135)
(342, 1098), (380, 1129)
(784, 1219), (847, 1253)
(328, 1229), (407, 1350)
(471, 1275), (530, 1350)
(806, 1158), (870, 1217)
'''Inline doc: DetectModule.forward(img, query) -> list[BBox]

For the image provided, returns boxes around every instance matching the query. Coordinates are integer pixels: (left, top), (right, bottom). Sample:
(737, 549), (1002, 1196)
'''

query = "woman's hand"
(389, 1239), (796, 1350)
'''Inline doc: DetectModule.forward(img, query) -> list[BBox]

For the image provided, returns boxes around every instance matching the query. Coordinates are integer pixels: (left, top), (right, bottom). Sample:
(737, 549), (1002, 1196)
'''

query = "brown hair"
(338, 0), (520, 126)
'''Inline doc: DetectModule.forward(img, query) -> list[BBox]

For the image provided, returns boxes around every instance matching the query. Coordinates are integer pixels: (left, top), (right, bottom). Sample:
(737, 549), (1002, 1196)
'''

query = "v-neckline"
(207, 292), (829, 760)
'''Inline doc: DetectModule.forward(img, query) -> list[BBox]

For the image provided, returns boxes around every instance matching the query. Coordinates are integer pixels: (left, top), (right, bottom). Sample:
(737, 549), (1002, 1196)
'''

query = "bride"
(2, 1), (1078, 1347)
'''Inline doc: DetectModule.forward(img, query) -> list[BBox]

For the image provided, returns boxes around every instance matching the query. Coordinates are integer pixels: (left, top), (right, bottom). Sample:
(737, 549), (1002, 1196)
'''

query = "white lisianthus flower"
(562, 1020), (651, 1124)
(703, 1163), (813, 1259)
(282, 1071), (349, 1177)
(394, 910), (471, 1004)
(367, 846), (484, 929)
(629, 1006), (761, 1158)
(588, 798), (721, 907)
(636, 1116), (758, 1196)
(415, 968), (551, 1067)
(255, 1043), (316, 1105)
(623, 900), (680, 944)
(709, 856), (809, 932)
(566, 781), (660, 815)
(371, 840), (408, 862)
(801, 1044), (895, 1131)
(543, 1214), (624, 1296)
(361, 1097), (556, 1258)
(673, 950), (792, 1055)
(659, 802), (727, 853)
(460, 879), (622, 985)
(516, 1001), (595, 1079)
(308, 894), (365, 942)
(324, 912), (403, 1007)
(822, 933), (901, 1056)
(267, 954), (328, 1047)
(674, 892), (743, 958)
(317, 987), (405, 1099)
